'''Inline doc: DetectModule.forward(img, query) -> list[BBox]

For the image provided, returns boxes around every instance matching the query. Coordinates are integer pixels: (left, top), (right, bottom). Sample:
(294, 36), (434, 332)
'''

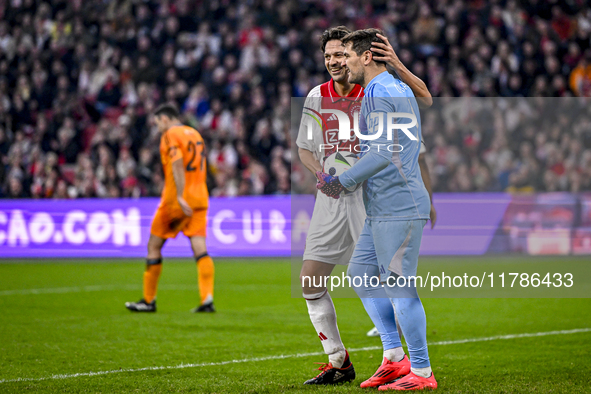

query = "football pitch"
(1, 257), (590, 393)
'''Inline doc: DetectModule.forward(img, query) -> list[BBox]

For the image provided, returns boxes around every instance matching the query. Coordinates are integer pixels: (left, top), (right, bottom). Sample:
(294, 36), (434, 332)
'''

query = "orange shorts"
(150, 205), (207, 239)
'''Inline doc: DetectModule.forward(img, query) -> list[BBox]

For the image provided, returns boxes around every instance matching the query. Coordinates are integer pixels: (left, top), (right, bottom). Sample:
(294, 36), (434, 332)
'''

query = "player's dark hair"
(153, 103), (180, 119)
(341, 28), (387, 67)
(320, 26), (352, 53)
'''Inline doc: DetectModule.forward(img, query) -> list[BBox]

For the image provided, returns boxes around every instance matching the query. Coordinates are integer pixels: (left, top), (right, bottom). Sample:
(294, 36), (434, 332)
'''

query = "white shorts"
(303, 190), (366, 265)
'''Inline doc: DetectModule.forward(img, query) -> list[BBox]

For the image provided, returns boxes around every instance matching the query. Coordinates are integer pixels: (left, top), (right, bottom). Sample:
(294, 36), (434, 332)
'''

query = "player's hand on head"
(371, 33), (398, 65)
(315, 171), (344, 199)
(178, 196), (193, 217)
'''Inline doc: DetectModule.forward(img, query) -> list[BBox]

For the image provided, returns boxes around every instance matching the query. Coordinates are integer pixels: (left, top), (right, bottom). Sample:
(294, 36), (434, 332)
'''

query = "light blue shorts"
(349, 219), (427, 283)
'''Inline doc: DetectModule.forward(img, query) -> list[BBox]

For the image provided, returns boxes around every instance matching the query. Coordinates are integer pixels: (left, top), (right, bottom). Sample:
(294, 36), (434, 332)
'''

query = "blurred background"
(1, 0), (591, 200)
(1, 3), (590, 390)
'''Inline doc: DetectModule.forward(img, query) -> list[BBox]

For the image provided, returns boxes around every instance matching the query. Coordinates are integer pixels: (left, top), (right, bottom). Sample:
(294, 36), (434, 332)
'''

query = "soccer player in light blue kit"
(316, 29), (438, 391)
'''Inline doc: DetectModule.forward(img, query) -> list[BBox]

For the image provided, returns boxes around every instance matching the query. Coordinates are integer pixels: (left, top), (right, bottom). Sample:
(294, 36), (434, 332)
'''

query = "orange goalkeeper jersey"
(159, 125), (209, 209)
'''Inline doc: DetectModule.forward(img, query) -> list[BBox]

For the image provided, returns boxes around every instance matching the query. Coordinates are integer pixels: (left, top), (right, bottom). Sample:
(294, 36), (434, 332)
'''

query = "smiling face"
(342, 42), (366, 87)
(324, 39), (348, 84)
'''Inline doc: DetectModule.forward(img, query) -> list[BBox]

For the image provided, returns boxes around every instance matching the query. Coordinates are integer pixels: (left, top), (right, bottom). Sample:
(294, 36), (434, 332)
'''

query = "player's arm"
(318, 118), (391, 199)
(298, 148), (322, 177)
(171, 158), (193, 217)
(318, 95), (398, 198)
(167, 132), (193, 217)
(418, 151), (437, 229)
(297, 87), (322, 178)
(338, 89), (424, 192)
(337, 112), (391, 189)
(371, 33), (433, 108)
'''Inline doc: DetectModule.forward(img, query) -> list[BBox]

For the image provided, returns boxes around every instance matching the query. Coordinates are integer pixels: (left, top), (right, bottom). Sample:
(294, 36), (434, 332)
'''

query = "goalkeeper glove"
(316, 171), (344, 199)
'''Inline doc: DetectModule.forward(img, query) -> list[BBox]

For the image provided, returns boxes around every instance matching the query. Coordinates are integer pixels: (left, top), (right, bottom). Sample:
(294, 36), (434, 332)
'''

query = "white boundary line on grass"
(1, 327), (589, 384)
(0, 284), (196, 296)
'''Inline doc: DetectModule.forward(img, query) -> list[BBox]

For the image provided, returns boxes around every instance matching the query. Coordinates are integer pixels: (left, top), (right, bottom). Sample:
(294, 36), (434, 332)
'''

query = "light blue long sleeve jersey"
(339, 71), (430, 221)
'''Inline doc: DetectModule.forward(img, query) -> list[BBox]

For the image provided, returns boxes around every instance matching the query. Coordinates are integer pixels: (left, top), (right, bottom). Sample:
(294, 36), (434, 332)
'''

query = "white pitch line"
(1, 327), (589, 384)
(0, 285), (137, 296)
(427, 327), (591, 346)
(0, 284), (196, 296)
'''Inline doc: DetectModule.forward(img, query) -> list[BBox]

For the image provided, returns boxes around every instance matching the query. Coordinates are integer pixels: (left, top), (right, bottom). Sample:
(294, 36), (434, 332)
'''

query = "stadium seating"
(0, 0), (590, 198)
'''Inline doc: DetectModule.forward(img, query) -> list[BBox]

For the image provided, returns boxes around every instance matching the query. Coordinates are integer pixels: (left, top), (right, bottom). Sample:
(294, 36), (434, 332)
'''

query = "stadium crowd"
(0, 0), (590, 198)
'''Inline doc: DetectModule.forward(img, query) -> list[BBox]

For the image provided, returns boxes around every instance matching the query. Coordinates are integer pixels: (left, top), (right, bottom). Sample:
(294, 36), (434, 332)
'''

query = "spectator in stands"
(1, 0), (591, 198)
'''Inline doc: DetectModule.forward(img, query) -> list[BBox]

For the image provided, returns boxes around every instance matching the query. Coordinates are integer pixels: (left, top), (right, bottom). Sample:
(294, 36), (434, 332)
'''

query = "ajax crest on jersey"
(322, 151), (361, 194)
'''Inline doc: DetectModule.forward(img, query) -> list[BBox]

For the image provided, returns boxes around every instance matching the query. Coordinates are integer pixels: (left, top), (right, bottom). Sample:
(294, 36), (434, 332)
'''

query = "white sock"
(383, 347), (405, 362)
(411, 366), (432, 378)
(305, 290), (346, 368)
(328, 349), (347, 369)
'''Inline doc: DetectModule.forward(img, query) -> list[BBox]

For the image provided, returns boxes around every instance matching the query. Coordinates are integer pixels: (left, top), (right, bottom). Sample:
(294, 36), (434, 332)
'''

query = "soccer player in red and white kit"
(297, 26), (434, 385)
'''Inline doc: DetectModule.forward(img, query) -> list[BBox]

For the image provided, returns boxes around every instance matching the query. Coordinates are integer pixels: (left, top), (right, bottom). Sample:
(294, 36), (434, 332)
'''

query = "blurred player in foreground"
(317, 28), (437, 390)
(125, 104), (215, 313)
(297, 26), (433, 385)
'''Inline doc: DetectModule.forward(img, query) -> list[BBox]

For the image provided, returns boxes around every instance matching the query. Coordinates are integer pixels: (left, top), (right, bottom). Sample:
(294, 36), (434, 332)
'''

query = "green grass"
(0, 258), (590, 393)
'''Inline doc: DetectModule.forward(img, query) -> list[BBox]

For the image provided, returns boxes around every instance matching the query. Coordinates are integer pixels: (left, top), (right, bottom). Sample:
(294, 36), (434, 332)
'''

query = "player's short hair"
(320, 26), (352, 53)
(341, 28), (387, 67)
(153, 103), (180, 119)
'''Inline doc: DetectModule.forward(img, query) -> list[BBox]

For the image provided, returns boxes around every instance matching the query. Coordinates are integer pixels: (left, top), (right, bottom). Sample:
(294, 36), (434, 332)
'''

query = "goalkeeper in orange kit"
(125, 103), (215, 313)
